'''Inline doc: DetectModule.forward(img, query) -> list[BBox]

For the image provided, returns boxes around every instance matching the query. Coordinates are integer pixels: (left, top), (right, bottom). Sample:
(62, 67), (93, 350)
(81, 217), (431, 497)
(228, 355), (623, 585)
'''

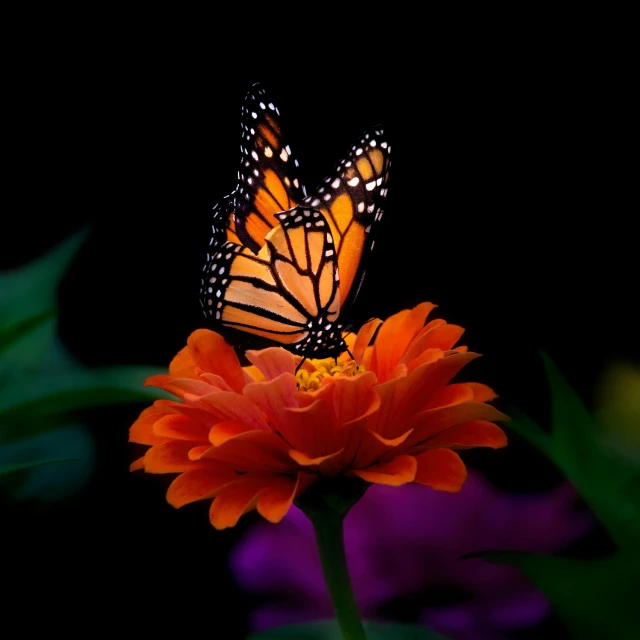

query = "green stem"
(296, 477), (369, 640)
(310, 509), (366, 640)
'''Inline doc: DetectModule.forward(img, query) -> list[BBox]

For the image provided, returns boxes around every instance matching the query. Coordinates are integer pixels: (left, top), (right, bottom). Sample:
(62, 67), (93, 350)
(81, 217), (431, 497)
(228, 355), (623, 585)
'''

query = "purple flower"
(230, 471), (591, 640)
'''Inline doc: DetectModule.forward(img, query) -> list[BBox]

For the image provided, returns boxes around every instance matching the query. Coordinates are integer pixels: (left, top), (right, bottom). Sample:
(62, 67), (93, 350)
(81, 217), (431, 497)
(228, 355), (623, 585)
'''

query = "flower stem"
(296, 477), (369, 640)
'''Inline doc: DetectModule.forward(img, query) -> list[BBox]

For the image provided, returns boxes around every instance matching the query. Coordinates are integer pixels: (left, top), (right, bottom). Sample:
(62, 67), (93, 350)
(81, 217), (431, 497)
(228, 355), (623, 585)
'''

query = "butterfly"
(199, 82), (391, 359)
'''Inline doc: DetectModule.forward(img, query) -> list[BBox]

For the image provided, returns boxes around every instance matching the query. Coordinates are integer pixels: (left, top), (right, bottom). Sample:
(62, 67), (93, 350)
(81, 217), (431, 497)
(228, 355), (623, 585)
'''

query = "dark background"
(2, 51), (635, 638)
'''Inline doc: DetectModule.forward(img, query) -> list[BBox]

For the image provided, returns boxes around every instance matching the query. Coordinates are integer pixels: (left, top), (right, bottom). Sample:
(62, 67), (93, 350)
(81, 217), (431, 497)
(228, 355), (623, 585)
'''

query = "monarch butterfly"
(199, 82), (391, 358)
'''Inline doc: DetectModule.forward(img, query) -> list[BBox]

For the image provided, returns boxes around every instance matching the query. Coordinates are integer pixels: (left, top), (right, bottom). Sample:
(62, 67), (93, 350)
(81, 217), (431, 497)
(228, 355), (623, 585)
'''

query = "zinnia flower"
(130, 302), (508, 529)
(231, 472), (592, 639)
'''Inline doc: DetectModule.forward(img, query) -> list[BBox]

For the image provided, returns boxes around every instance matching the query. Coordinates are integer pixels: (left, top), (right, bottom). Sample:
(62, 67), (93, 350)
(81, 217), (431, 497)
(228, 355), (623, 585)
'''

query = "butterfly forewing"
(233, 84), (307, 253)
(302, 127), (391, 312)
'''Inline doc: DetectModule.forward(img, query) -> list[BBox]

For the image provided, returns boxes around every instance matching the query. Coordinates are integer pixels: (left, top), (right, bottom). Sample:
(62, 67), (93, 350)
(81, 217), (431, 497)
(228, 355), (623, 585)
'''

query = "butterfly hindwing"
(201, 206), (344, 356)
(303, 127), (391, 313)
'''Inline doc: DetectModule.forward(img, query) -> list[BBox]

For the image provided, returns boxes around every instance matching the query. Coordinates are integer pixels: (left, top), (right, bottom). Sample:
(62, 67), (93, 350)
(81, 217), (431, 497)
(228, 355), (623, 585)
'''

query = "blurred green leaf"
(481, 550), (640, 639)
(0, 228), (89, 330)
(248, 619), (450, 639)
(0, 365), (167, 442)
(0, 425), (94, 501)
(506, 351), (640, 549)
(0, 457), (76, 476)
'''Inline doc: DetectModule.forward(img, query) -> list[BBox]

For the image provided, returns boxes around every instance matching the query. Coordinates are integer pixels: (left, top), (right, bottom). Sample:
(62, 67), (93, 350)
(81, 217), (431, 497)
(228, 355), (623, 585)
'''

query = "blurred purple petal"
(230, 471), (592, 639)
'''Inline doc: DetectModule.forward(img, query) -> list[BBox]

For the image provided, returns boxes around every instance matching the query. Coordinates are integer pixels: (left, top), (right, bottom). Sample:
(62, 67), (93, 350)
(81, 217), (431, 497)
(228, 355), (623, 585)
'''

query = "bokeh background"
(2, 56), (636, 640)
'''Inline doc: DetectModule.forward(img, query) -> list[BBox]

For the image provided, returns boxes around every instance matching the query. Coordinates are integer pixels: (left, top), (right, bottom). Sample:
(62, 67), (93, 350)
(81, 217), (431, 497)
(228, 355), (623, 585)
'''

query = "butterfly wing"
(201, 205), (343, 355)
(213, 82), (307, 255)
(302, 127), (391, 313)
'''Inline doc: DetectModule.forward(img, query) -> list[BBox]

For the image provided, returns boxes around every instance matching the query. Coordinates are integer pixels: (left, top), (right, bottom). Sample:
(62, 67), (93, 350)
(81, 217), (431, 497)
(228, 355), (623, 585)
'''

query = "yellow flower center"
(296, 358), (366, 391)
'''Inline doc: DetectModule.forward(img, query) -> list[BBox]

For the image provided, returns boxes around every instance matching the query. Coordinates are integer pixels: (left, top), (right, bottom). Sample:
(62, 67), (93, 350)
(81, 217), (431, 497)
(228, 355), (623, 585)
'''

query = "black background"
(2, 45), (635, 638)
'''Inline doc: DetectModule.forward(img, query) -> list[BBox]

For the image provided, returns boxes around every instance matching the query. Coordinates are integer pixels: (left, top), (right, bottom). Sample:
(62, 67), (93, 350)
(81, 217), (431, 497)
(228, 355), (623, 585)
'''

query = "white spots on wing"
(312, 198), (321, 207)
(251, 111), (258, 119)
(355, 148), (363, 156)
(268, 102), (275, 110)
(259, 101), (266, 109)
(331, 178), (340, 188)
(365, 225), (371, 233)
(357, 202), (365, 213)
(381, 141), (388, 148)
(265, 146), (273, 158)
(326, 233), (333, 244)
(251, 150), (259, 161)
(280, 148), (289, 162)
(253, 169), (259, 177)
(347, 177), (359, 187)
(216, 290), (222, 298)
(293, 178), (300, 188)
(323, 193), (331, 201)
(207, 299), (213, 306)
(216, 311), (221, 320)
(371, 240), (376, 251)
(294, 215), (303, 222)
(325, 249), (334, 257)
(219, 267), (225, 275)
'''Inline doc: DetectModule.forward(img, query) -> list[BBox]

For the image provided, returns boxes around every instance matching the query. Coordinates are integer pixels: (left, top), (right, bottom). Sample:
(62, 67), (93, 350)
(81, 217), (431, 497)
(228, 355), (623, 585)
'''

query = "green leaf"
(480, 550), (640, 639)
(0, 365), (167, 442)
(0, 425), (94, 501)
(505, 351), (640, 549)
(0, 228), (89, 330)
(0, 457), (76, 476)
(248, 620), (450, 640)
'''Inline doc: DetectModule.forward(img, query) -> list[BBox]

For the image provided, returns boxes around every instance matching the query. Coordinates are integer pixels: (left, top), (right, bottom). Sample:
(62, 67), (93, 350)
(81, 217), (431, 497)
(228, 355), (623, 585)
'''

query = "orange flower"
(130, 302), (508, 529)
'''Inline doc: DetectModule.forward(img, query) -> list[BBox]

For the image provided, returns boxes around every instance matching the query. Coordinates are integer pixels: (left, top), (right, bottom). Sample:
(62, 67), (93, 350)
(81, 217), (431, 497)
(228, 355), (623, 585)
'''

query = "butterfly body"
(200, 83), (390, 358)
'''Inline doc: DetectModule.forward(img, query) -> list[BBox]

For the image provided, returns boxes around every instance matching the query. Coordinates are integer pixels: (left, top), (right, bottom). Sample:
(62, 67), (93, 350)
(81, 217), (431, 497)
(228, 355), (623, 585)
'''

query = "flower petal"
(203, 430), (295, 473)
(330, 371), (380, 428)
(466, 382), (498, 402)
(153, 413), (211, 441)
(144, 441), (209, 473)
(243, 373), (299, 433)
(353, 454), (417, 486)
(130, 457), (145, 471)
(422, 383), (475, 411)
(256, 476), (300, 523)
(199, 391), (270, 431)
(199, 373), (235, 392)
(209, 421), (257, 446)
(422, 420), (508, 450)
(169, 346), (199, 378)
(167, 468), (238, 507)
(352, 318), (382, 364)
(209, 478), (269, 529)
(414, 448), (467, 491)
(187, 329), (246, 393)
(129, 400), (176, 445)
(404, 402), (509, 449)
(352, 428), (414, 469)
(246, 347), (296, 380)
(370, 308), (411, 383)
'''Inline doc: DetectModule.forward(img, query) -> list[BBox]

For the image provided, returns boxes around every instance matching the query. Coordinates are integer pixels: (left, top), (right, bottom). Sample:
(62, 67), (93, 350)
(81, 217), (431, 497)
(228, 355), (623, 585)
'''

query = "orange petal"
(144, 441), (209, 473)
(144, 374), (190, 399)
(199, 372), (234, 392)
(351, 428), (414, 470)
(289, 448), (344, 474)
(353, 454), (417, 486)
(243, 373), (299, 432)
(243, 365), (265, 383)
(422, 420), (508, 450)
(406, 348), (445, 373)
(414, 448), (467, 491)
(422, 383), (475, 411)
(466, 382), (498, 402)
(188, 445), (212, 460)
(283, 397), (338, 458)
(187, 329), (246, 393)
(209, 478), (269, 529)
(256, 476), (299, 523)
(199, 390), (270, 431)
(153, 413), (211, 441)
(246, 347), (296, 380)
(352, 318), (382, 364)
(404, 402), (509, 448)
(202, 430), (295, 473)
(330, 371), (380, 428)
(129, 400), (177, 445)
(420, 324), (465, 352)
(370, 309), (411, 383)
(209, 421), (257, 446)
(130, 456), (145, 471)
(169, 346), (199, 378)
(167, 468), (239, 507)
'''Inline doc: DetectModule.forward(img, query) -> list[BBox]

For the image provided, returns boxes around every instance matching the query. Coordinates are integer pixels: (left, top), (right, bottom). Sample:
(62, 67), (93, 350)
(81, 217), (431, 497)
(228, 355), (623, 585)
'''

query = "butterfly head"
(293, 316), (346, 361)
